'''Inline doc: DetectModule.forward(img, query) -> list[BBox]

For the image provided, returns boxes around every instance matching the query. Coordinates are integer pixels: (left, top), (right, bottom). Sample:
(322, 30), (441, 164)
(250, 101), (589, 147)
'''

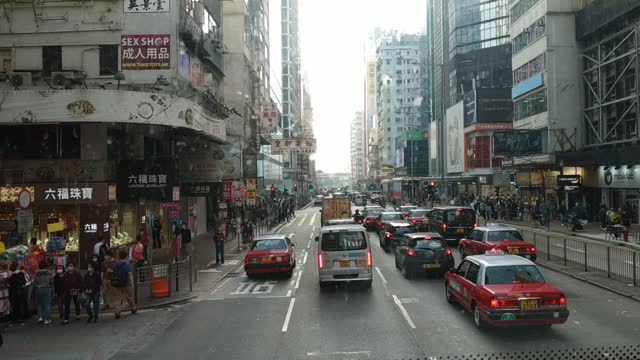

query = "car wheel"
(246, 273), (255, 279)
(445, 283), (455, 304)
(285, 269), (294, 278)
(472, 303), (485, 329)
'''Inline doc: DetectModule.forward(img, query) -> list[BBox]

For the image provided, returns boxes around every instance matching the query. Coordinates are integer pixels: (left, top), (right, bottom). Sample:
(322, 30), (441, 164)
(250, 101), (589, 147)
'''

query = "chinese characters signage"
(270, 138), (316, 155)
(127, 173), (168, 188)
(35, 183), (108, 204)
(262, 103), (278, 130)
(124, 0), (169, 13)
(182, 183), (218, 196)
(222, 182), (233, 200)
(121, 34), (170, 70)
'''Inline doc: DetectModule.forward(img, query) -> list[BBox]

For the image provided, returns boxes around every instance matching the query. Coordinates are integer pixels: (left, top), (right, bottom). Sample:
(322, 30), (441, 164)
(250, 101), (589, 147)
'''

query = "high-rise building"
(508, 0), (583, 203)
(281, 0), (302, 138)
(351, 112), (366, 181)
(376, 33), (427, 168)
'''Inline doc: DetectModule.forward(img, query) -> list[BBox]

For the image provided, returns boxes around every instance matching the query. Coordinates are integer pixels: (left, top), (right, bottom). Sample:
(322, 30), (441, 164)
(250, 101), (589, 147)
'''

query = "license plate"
(260, 256), (272, 264)
(519, 299), (540, 310)
(507, 247), (521, 254)
(423, 263), (440, 269)
(456, 228), (464, 234)
(340, 261), (351, 268)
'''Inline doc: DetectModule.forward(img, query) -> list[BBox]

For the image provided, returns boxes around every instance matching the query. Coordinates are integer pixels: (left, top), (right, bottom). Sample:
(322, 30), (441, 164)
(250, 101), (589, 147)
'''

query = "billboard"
(121, 34), (170, 70)
(464, 88), (513, 127)
(270, 138), (316, 155)
(493, 130), (543, 155)
(446, 101), (465, 173)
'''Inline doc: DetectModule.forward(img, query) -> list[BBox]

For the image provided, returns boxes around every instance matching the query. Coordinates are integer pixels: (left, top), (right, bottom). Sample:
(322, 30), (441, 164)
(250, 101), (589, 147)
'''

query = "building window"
(99, 45), (118, 76)
(513, 16), (546, 54)
(513, 54), (545, 85)
(511, 0), (541, 23)
(42, 46), (62, 75)
(514, 88), (547, 120)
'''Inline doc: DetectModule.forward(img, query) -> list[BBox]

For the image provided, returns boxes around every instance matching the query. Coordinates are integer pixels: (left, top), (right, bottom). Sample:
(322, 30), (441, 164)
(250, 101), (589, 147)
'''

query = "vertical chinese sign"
(262, 103), (277, 130)
(121, 34), (170, 70)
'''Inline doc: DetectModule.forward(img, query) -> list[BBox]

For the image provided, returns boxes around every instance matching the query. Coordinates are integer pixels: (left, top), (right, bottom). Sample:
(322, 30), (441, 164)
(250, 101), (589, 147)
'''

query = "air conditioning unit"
(10, 72), (32, 87)
(50, 71), (75, 88)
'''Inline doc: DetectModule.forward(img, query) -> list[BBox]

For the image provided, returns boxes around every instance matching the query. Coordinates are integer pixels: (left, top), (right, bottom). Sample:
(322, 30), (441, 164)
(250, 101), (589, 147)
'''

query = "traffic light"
(309, 184), (315, 193)
(294, 183), (298, 192)
(515, 185), (520, 193)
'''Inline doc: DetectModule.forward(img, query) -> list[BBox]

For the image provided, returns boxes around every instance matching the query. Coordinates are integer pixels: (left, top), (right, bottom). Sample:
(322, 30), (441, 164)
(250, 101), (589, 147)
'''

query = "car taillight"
(245, 256), (251, 265)
(385, 232), (391, 238)
(444, 248), (452, 256)
(490, 298), (499, 308)
(366, 219), (370, 223)
(411, 219), (417, 224)
(473, 223), (477, 228)
(559, 296), (567, 305)
(407, 249), (416, 257)
(366, 251), (372, 266)
(529, 246), (536, 252)
(442, 223), (447, 230)
(358, 219), (363, 224)
(497, 299), (518, 307)
(318, 253), (324, 269)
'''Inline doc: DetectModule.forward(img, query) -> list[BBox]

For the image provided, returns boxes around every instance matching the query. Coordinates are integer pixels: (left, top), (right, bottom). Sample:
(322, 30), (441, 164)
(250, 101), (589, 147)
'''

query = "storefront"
(584, 166), (640, 224)
(181, 182), (222, 235)
(515, 171), (560, 204)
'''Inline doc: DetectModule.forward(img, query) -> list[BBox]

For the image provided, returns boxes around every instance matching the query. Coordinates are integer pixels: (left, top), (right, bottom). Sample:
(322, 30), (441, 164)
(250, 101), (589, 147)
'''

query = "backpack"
(111, 262), (128, 288)
(98, 243), (109, 263)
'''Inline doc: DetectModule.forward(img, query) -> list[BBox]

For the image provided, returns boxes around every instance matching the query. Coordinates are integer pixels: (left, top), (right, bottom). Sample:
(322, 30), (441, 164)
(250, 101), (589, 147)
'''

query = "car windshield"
(382, 213), (403, 220)
(321, 231), (367, 251)
(446, 209), (475, 222)
(485, 265), (546, 285)
(251, 239), (287, 251)
(365, 209), (383, 216)
(487, 230), (525, 242)
(400, 206), (416, 211)
(412, 239), (445, 249)
(409, 210), (428, 217)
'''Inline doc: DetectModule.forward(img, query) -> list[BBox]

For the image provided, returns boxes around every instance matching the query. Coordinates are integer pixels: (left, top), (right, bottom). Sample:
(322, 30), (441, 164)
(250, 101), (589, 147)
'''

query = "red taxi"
(362, 205), (384, 230)
(375, 212), (404, 232)
(406, 209), (431, 231)
(444, 251), (568, 328)
(245, 235), (296, 278)
(459, 226), (536, 262)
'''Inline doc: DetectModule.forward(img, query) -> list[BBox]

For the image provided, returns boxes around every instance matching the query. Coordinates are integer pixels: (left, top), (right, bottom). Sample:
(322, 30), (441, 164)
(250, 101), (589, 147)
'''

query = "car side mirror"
(315, 236), (319, 242)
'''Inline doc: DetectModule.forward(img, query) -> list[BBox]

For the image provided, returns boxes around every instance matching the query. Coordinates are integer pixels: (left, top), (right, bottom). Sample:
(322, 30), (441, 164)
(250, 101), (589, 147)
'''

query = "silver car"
(316, 225), (373, 289)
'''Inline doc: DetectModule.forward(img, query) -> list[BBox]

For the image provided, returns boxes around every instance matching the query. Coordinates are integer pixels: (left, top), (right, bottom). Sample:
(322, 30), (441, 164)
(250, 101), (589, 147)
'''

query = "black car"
(394, 232), (454, 278)
(379, 221), (417, 252)
(427, 206), (476, 244)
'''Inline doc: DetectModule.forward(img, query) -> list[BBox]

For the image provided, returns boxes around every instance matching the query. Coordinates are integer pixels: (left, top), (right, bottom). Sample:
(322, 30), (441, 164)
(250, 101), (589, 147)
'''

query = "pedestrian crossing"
(297, 214), (308, 226)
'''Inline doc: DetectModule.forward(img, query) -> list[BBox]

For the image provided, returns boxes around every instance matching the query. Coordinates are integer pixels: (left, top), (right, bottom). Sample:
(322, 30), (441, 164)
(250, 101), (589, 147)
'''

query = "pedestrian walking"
(101, 251), (115, 311)
(599, 204), (609, 229)
(61, 262), (83, 324)
(622, 203), (633, 242)
(53, 265), (65, 318)
(93, 236), (110, 273)
(131, 235), (145, 280)
(7, 261), (28, 325)
(559, 201), (568, 225)
(215, 229), (225, 265)
(172, 227), (182, 262)
(32, 260), (53, 325)
(542, 201), (551, 231)
(152, 217), (162, 249)
(83, 261), (102, 323)
(180, 222), (193, 259)
(139, 229), (150, 263)
(111, 250), (137, 319)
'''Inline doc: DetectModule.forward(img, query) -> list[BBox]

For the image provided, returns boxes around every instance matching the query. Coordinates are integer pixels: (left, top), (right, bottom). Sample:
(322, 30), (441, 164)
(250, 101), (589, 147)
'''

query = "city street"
(3, 205), (640, 359)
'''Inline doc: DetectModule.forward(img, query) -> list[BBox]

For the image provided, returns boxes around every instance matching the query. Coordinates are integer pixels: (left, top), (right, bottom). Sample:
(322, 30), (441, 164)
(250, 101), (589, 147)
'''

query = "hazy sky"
(300, 0), (426, 173)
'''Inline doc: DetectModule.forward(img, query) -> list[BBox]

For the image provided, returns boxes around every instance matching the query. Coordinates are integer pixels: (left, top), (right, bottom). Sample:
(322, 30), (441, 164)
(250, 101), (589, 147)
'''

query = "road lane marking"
(307, 241), (311, 249)
(295, 269), (304, 289)
(298, 214), (308, 226)
(375, 267), (388, 284)
(310, 213), (316, 225)
(303, 252), (308, 264)
(210, 277), (232, 294)
(309, 233), (314, 239)
(392, 294), (416, 329)
(307, 351), (371, 358)
(312, 226), (316, 232)
(282, 298), (296, 332)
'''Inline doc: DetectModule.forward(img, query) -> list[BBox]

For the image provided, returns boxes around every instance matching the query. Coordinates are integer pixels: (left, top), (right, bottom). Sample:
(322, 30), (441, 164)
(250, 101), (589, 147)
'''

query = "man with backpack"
(111, 250), (137, 319)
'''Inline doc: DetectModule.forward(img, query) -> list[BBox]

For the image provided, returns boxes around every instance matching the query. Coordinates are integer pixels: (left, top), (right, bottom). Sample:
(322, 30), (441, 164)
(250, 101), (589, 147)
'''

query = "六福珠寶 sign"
(44, 187), (93, 200)
(128, 174), (168, 188)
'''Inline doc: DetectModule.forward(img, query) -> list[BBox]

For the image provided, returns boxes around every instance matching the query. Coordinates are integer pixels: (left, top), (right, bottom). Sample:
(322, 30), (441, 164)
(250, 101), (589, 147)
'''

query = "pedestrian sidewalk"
(493, 218), (640, 246)
(536, 257), (640, 302)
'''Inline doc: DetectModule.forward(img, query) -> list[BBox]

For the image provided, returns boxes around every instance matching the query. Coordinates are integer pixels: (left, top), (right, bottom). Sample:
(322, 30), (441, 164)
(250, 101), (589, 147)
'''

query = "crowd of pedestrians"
(3, 244), (138, 327)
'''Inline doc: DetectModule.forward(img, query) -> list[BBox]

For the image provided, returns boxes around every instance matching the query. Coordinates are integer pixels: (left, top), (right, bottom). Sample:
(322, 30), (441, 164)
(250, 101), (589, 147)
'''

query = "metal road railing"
(509, 224), (640, 286)
(133, 258), (193, 303)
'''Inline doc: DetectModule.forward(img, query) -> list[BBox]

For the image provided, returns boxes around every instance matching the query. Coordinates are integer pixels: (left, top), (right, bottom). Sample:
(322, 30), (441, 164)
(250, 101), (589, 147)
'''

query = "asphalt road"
(5, 205), (640, 360)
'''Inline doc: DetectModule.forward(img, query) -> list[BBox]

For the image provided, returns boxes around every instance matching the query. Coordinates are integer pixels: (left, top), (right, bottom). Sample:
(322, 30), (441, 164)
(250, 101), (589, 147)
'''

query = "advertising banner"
(446, 101), (464, 173)
(584, 166), (640, 189)
(121, 34), (170, 70)
(270, 138), (316, 155)
(35, 183), (108, 204)
(493, 130), (543, 156)
(262, 103), (278, 130)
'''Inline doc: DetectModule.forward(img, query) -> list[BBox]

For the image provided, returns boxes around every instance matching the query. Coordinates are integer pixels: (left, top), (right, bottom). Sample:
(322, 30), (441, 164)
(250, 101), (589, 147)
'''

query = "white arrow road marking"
(282, 298), (296, 332)
(392, 294), (416, 329)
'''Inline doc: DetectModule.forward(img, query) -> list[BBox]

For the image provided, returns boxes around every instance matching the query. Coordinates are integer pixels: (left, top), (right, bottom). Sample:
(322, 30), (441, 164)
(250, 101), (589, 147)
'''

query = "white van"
(315, 225), (373, 288)
(354, 194), (367, 206)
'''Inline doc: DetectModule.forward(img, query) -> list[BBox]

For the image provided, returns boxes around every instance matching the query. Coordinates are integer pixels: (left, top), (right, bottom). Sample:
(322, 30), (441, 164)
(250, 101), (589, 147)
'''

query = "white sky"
(300, 0), (426, 173)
